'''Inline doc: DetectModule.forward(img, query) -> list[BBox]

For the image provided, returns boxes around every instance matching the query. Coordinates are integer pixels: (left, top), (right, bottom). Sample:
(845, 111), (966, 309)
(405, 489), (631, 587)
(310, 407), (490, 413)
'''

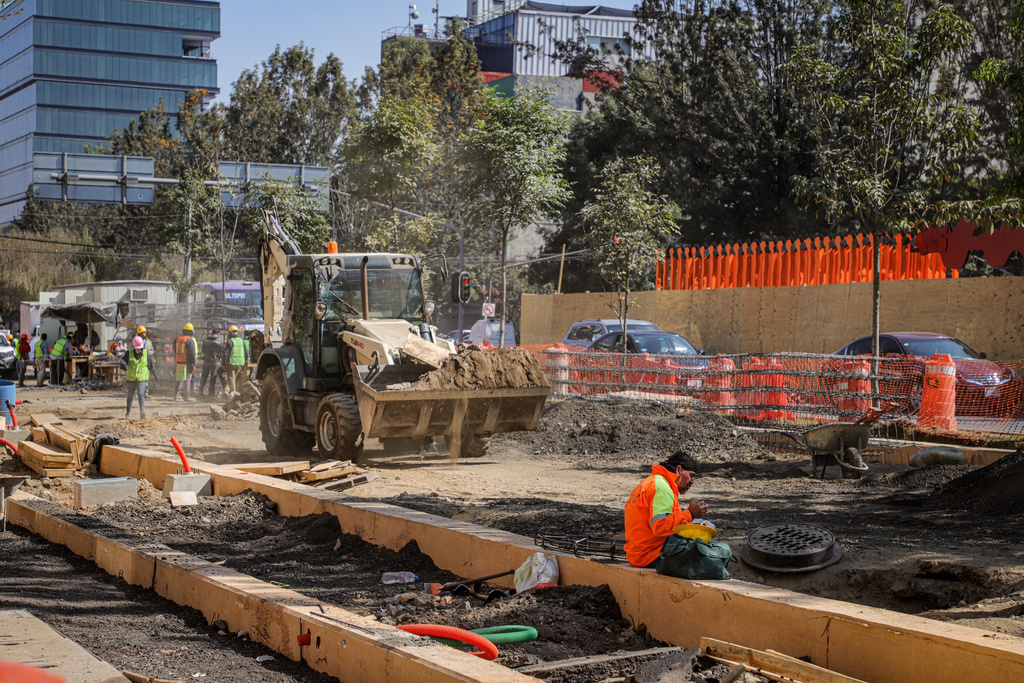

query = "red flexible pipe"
(169, 437), (191, 473)
(396, 624), (499, 660)
(0, 437), (18, 458)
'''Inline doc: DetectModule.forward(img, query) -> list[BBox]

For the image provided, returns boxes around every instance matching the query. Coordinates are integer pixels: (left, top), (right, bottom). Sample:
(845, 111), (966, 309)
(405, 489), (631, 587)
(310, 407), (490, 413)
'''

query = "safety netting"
(520, 345), (1024, 445)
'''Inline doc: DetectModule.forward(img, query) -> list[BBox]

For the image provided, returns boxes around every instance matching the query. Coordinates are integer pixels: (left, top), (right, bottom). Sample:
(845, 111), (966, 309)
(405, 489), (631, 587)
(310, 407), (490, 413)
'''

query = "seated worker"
(624, 451), (709, 569)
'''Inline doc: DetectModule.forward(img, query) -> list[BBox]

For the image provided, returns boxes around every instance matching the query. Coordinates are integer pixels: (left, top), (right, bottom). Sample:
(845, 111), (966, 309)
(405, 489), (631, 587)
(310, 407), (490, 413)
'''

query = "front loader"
(255, 212), (548, 461)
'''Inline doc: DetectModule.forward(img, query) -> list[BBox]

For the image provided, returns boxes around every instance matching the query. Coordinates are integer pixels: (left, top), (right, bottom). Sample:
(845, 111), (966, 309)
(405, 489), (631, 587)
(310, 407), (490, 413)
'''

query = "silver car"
(560, 318), (660, 349)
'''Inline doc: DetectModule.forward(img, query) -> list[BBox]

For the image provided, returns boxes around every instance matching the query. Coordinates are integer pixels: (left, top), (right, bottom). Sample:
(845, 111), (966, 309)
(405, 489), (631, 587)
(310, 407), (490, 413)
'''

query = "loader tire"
(445, 434), (491, 459)
(260, 366), (314, 456)
(316, 393), (364, 463)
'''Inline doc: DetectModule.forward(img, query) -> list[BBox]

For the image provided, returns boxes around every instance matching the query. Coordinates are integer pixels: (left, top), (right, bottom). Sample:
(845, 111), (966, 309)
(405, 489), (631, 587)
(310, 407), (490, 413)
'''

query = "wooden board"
(29, 413), (61, 427)
(701, 637), (867, 683)
(402, 332), (451, 368)
(299, 462), (360, 482)
(20, 458), (75, 478)
(43, 425), (82, 468)
(18, 440), (75, 470)
(233, 461), (311, 476)
(29, 427), (47, 442)
(323, 471), (378, 491)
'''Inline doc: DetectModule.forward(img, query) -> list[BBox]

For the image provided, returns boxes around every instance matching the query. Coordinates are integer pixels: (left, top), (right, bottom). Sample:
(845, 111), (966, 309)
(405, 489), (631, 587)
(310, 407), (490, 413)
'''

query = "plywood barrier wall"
(88, 447), (1024, 683)
(521, 277), (1024, 360)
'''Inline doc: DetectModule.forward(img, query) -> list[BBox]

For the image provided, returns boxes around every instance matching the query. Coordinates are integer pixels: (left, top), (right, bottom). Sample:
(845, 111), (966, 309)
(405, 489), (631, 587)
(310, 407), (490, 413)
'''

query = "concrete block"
(164, 472), (212, 498)
(169, 491), (198, 507)
(0, 429), (31, 445)
(73, 477), (137, 509)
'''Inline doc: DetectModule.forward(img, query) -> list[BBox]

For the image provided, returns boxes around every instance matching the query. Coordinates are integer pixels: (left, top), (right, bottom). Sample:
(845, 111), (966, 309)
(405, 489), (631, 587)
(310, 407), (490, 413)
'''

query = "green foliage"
(582, 157), (677, 343)
(0, 226), (94, 318)
(461, 88), (571, 343)
(975, 0), (1024, 208)
(243, 177), (329, 256)
(224, 44), (356, 165)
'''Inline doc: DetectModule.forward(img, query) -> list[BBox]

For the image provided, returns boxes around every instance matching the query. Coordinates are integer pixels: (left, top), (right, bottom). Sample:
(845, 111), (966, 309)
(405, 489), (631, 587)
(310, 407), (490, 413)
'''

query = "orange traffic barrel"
(918, 354), (957, 431)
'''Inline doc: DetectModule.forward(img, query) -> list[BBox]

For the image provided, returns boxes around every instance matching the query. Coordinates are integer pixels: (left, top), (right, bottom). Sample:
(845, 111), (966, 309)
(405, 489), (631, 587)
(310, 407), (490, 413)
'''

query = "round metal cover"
(741, 523), (842, 573)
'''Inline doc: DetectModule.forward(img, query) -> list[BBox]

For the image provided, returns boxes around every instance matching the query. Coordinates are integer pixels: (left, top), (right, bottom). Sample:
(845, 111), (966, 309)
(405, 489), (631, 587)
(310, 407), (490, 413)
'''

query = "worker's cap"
(184, 323), (194, 331)
(661, 450), (699, 473)
(66, 331), (74, 337)
(228, 325), (239, 332)
(4, 334), (10, 340)
(132, 336), (145, 350)
(20, 333), (27, 339)
(137, 325), (147, 334)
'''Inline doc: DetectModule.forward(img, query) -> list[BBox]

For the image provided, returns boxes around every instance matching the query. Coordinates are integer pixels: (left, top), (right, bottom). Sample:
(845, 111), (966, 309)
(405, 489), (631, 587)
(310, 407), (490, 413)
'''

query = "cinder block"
(0, 429), (31, 445)
(163, 472), (212, 498)
(73, 477), (137, 509)
(169, 490), (198, 507)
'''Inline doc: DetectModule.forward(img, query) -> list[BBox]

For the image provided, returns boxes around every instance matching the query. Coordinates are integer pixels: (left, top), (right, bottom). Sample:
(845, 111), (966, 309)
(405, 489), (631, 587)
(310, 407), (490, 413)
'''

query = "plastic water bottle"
(382, 572), (418, 585)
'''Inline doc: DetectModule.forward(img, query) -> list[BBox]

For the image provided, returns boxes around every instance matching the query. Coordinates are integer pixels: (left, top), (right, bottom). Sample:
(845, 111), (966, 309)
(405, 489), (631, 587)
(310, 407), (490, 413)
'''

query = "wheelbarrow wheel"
(840, 447), (869, 479)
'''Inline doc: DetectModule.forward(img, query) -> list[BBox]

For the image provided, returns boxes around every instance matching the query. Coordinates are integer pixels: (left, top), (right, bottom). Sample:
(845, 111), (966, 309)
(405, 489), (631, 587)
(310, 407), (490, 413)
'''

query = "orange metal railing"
(656, 233), (956, 291)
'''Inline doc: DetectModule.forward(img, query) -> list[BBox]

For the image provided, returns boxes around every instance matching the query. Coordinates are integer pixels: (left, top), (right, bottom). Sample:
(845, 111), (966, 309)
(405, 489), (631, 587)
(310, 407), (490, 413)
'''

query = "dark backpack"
(657, 536), (735, 580)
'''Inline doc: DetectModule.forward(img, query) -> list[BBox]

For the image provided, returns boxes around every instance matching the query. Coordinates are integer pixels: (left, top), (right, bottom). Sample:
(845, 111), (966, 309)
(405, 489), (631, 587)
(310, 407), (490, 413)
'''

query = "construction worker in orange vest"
(624, 451), (709, 569)
(173, 323), (198, 401)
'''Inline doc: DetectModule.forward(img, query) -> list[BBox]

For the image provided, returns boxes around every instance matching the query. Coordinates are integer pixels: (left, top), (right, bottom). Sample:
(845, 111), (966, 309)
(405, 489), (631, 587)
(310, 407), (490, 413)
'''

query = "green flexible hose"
(431, 624), (539, 648)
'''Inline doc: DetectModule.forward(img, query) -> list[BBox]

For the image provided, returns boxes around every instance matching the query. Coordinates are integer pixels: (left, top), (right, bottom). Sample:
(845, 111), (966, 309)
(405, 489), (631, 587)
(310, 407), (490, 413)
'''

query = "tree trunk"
(871, 228), (881, 409)
(499, 226), (508, 349)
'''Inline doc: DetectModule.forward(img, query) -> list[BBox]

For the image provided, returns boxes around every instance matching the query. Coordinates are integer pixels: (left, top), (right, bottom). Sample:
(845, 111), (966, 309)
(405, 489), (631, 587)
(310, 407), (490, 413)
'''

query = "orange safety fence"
(534, 346), (1024, 442)
(656, 233), (957, 291)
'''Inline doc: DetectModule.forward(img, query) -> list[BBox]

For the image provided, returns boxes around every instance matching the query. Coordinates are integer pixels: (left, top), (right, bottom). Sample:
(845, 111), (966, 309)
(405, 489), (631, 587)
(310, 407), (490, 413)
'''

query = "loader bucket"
(351, 364), (550, 441)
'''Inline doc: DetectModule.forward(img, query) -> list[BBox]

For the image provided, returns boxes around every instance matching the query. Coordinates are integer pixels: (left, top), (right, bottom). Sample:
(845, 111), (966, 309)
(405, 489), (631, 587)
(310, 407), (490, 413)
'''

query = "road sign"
(482, 302), (496, 317)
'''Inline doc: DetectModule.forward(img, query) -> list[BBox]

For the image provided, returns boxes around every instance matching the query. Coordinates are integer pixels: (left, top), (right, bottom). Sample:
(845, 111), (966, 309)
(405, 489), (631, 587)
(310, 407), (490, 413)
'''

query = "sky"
(212, 0), (642, 103)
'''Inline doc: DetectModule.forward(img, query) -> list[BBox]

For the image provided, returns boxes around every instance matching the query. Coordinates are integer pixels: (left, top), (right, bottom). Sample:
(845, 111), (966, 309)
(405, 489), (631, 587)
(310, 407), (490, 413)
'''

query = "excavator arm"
(260, 210), (301, 345)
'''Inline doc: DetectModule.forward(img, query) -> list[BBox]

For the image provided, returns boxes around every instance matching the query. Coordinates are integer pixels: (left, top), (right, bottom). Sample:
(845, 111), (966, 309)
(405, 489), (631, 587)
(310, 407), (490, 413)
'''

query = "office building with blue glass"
(0, 0), (220, 223)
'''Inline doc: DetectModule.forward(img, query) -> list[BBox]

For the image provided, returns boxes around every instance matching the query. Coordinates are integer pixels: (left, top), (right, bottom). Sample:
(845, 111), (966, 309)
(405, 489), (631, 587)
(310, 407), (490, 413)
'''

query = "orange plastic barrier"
(839, 358), (871, 416)
(918, 354), (958, 431)
(702, 355), (736, 414)
(656, 233), (956, 291)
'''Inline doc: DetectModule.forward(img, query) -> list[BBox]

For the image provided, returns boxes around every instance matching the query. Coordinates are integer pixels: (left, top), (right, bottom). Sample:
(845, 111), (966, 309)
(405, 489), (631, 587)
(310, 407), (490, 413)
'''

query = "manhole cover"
(741, 523), (842, 573)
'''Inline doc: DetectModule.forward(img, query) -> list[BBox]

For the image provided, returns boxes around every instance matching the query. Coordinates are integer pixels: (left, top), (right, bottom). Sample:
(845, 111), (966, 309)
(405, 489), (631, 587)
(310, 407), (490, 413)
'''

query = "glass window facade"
(35, 49), (217, 88)
(0, 0), (220, 223)
(35, 20), (182, 57)
(37, 80), (187, 113)
(38, 0), (220, 33)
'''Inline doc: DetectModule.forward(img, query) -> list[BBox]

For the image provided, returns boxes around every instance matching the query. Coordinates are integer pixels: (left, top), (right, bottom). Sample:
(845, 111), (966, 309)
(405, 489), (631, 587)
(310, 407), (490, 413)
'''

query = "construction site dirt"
(4, 385), (1024, 681)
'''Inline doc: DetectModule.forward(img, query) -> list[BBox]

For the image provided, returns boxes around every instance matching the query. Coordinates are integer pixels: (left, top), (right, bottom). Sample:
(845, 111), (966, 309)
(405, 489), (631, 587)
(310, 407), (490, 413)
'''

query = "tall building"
(0, 0), (221, 223)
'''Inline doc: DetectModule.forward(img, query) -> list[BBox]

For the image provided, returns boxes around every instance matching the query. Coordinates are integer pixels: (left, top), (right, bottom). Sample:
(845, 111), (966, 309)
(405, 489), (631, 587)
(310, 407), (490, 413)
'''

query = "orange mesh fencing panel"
(540, 351), (1024, 441)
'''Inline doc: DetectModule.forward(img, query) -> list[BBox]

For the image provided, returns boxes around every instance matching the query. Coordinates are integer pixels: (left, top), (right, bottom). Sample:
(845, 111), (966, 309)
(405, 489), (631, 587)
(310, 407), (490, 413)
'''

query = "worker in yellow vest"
(174, 323), (199, 401)
(33, 333), (49, 387)
(121, 336), (154, 419)
(224, 325), (247, 394)
(50, 331), (73, 386)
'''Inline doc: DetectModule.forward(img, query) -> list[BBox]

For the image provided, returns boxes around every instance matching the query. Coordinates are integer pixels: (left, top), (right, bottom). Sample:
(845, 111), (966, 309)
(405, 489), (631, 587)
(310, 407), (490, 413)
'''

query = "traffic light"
(451, 271), (472, 303)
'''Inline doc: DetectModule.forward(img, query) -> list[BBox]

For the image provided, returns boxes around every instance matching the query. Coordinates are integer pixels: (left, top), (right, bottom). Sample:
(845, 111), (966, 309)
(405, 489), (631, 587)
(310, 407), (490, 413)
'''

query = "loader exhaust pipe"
(360, 256), (370, 321)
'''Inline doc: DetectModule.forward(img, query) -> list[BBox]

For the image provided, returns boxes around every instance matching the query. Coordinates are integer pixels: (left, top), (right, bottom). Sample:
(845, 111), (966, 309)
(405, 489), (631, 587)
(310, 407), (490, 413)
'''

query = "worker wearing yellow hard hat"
(174, 323), (198, 401)
(228, 325), (238, 332)
(137, 325), (146, 334)
(224, 324), (246, 394)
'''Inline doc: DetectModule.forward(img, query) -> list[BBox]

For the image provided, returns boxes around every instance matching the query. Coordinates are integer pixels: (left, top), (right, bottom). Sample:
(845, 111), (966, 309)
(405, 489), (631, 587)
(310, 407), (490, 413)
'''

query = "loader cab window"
(318, 267), (425, 321)
(292, 268), (316, 372)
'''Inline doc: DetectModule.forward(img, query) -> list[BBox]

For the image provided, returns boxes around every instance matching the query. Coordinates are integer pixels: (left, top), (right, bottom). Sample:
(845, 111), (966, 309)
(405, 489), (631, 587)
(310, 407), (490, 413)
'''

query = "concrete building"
(0, 0), (221, 223)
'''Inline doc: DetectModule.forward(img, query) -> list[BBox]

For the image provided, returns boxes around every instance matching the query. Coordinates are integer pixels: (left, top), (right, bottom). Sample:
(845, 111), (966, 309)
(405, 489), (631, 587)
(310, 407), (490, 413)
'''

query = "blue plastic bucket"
(0, 379), (14, 411)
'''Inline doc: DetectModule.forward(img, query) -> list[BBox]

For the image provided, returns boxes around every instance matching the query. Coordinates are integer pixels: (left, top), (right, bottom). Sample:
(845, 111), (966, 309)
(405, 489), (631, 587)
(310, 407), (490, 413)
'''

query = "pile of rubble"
(210, 380), (260, 421)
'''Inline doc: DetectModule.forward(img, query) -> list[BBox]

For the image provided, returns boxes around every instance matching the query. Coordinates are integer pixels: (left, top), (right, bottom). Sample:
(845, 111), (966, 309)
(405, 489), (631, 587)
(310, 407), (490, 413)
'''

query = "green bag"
(657, 536), (735, 580)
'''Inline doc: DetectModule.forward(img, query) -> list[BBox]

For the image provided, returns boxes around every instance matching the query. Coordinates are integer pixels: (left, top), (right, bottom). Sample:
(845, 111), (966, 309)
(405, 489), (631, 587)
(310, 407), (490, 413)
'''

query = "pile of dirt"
(497, 398), (764, 465)
(926, 449), (1024, 516)
(404, 347), (549, 391)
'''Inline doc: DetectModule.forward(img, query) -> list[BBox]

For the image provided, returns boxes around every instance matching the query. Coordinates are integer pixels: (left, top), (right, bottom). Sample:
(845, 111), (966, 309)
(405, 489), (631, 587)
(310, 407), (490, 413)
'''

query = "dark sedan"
(587, 331), (707, 395)
(834, 332), (1020, 416)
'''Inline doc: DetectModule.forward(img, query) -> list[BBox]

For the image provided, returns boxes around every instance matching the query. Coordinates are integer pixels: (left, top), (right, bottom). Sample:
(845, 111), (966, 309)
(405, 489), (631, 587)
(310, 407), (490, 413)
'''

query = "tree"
(581, 157), (677, 353)
(224, 44), (356, 165)
(461, 89), (571, 346)
(784, 0), (978, 376)
(243, 177), (329, 256)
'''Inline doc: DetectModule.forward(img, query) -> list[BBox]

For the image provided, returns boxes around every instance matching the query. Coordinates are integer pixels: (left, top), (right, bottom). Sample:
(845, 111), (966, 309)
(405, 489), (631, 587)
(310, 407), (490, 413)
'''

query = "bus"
(196, 281), (263, 331)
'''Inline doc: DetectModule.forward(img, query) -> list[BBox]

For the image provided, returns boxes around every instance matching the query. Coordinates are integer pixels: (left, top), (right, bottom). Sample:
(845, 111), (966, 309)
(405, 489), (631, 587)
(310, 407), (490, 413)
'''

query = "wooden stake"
(557, 243), (566, 294)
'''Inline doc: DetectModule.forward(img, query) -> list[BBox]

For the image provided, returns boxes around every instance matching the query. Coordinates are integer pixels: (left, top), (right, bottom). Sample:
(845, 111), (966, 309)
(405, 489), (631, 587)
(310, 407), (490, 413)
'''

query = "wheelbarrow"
(776, 423), (871, 479)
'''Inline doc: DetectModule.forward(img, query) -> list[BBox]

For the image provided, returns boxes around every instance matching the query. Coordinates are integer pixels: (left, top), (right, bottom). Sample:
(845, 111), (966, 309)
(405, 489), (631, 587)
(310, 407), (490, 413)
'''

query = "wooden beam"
(29, 413), (62, 427)
(517, 647), (685, 674)
(701, 637), (867, 683)
(298, 463), (359, 482)
(232, 461), (310, 476)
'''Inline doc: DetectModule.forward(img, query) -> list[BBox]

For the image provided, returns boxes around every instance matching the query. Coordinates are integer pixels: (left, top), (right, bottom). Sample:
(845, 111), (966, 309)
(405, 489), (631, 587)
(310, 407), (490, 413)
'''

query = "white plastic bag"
(513, 552), (559, 592)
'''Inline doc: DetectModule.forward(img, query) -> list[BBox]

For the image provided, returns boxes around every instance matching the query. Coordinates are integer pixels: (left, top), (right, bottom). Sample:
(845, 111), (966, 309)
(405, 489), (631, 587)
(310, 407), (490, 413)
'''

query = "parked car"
(0, 337), (14, 379)
(440, 329), (471, 344)
(561, 319), (660, 348)
(833, 332), (1020, 416)
(467, 319), (517, 347)
(586, 330), (708, 395)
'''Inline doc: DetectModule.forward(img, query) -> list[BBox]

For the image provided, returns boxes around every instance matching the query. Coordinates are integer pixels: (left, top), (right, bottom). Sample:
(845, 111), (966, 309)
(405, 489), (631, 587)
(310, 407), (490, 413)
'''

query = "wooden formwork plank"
(701, 637), (865, 683)
(95, 445), (1024, 683)
(6, 490), (536, 683)
(232, 461), (310, 476)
